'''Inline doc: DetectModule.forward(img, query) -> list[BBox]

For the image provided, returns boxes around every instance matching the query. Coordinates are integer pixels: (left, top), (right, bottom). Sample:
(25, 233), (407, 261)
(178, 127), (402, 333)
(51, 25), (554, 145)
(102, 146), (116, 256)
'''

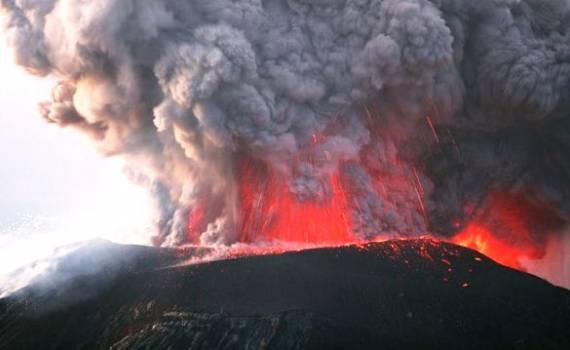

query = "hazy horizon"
(0, 42), (155, 277)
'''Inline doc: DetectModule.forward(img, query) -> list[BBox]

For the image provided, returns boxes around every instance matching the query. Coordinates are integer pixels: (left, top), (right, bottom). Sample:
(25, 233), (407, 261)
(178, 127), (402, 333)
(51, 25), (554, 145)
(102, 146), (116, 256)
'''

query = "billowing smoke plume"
(1, 0), (569, 249)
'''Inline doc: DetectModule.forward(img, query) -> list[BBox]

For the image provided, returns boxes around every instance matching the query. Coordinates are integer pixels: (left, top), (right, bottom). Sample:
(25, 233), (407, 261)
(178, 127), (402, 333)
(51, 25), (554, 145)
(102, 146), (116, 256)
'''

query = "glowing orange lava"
(188, 145), (562, 278)
(452, 192), (561, 269)
(453, 224), (533, 269)
(238, 158), (355, 244)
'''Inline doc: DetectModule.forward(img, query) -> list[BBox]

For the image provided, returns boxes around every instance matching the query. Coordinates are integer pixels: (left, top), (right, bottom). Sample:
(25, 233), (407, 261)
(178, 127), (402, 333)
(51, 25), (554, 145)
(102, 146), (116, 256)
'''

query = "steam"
(1, 0), (569, 251)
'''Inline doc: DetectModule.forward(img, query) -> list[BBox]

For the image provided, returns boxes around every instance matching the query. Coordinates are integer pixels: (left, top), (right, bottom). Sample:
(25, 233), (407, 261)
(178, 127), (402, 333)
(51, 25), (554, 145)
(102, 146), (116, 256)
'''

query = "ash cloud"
(1, 0), (569, 245)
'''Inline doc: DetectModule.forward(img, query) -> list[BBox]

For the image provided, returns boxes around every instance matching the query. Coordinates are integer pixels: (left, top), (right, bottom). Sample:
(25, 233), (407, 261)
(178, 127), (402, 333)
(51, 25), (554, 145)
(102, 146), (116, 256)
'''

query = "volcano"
(1, 239), (568, 349)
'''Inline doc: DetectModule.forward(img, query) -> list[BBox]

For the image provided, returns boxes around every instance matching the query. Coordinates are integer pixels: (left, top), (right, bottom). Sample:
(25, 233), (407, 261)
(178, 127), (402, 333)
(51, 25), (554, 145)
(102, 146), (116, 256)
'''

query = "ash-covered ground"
(1, 239), (568, 349)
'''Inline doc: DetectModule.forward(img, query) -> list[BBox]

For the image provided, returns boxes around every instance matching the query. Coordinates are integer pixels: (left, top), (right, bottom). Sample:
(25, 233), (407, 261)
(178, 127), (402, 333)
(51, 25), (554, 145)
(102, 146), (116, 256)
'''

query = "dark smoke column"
(1, 0), (569, 248)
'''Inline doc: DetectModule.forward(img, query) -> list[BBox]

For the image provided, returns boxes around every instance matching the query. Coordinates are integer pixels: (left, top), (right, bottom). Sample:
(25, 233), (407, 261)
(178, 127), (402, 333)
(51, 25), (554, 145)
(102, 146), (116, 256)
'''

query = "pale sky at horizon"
(0, 42), (155, 276)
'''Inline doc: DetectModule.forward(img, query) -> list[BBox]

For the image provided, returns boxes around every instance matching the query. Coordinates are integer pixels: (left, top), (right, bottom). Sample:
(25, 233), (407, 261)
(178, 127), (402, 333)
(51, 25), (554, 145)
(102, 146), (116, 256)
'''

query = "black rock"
(1, 239), (569, 349)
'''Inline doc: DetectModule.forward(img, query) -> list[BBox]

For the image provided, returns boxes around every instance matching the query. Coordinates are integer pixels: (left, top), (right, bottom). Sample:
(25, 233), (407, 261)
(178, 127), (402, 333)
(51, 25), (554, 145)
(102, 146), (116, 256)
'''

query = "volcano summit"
(1, 239), (569, 349)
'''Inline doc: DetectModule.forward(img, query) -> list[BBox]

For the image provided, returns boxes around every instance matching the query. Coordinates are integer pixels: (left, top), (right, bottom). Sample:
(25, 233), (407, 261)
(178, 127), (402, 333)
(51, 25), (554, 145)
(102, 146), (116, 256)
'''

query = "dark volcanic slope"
(1, 239), (569, 349)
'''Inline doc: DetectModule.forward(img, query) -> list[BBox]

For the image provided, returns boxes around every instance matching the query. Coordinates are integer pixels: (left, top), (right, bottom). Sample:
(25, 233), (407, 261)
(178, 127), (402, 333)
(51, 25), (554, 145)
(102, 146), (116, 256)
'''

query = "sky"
(0, 42), (155, 277)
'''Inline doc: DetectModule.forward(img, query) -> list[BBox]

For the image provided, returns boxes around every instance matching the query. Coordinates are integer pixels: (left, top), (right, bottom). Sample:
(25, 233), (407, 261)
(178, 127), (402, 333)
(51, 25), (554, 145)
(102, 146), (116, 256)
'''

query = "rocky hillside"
(1, 239), (569, 349)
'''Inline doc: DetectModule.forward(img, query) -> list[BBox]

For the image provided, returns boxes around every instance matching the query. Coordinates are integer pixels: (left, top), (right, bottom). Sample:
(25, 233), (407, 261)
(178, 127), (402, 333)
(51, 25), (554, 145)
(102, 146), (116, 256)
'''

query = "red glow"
(452, 192), (561, 269)
(184, 114), (562, 281)
(187, 200), (207, 243)
(453, 223), (535, 269)
(238, 158), (355, 244)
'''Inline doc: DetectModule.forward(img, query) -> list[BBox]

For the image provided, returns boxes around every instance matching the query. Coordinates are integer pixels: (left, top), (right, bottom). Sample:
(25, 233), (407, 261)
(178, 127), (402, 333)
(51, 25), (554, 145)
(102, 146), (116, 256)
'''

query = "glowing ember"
(425, 115), (440, 143)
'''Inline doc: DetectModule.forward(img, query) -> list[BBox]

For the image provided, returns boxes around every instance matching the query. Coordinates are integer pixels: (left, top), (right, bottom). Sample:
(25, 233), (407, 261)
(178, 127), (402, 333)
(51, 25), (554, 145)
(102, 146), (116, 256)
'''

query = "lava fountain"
(238, 159), (353, 244)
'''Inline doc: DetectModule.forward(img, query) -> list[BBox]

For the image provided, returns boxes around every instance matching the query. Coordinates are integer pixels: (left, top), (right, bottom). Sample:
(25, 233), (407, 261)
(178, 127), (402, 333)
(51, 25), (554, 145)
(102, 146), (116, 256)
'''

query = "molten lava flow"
(453, 224), (535, 269)
(238, 158), (354, 244)
(452, 191), (563, 270)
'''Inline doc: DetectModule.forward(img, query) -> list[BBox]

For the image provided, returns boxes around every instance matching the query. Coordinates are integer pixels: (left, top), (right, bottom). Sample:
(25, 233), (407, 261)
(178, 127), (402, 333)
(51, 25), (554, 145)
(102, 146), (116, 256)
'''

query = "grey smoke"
(1, 0), (569, 245)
